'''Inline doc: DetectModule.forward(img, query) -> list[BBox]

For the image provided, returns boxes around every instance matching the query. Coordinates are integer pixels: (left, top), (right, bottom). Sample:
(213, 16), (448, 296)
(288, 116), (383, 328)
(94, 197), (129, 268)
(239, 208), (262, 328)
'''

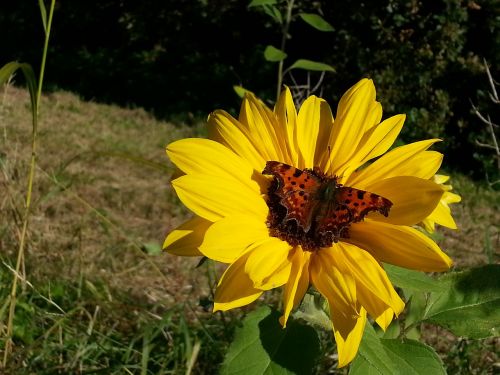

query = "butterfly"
(262, 161), (392, 247)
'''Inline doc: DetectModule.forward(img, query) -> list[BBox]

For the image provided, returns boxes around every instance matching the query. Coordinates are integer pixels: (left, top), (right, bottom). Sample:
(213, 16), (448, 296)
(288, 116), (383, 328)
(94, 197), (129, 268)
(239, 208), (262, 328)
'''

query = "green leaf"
(298, 13), (334, 32)
(263, 5), (283, 24)
(248, 0), (277, 7)
(38, 0), (47, 33)
(221, 306), (320, 375)
(350, 324), (446, 375)
(423, 265), (500, 338)
(351, 323), (395, 375)
(384, 263), (445, 292)
(402, 290), (427, 336)
(287, 59), (335, 72)
(381, 340), (445, 375)
(0, 62), (38, 120)
(264, 45), (287, 62)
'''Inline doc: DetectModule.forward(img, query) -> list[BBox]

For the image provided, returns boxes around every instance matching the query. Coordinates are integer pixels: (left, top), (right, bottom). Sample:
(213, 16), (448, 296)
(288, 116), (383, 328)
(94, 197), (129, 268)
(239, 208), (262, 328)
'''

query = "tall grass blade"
(38, 0), (47, 33)
(0, 62), (37, 119)
(2, 0), (56, 367)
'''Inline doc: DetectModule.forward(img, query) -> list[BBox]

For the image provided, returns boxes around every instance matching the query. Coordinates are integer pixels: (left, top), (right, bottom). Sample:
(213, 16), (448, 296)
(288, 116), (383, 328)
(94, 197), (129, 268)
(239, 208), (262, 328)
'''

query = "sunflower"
(421, 174), (462, 233)
(164, 79), (455, 367)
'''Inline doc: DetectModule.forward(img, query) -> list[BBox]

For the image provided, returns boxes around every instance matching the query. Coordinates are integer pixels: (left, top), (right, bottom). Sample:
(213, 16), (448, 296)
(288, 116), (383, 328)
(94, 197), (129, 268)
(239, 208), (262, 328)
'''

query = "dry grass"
(1, 86), (207, 303)
(0, 86), (498, 373)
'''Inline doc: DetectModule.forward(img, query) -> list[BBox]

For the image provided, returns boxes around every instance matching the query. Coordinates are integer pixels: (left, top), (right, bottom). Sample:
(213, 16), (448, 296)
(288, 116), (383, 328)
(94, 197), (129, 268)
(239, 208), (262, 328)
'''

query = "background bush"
(1, 0), (498, 178)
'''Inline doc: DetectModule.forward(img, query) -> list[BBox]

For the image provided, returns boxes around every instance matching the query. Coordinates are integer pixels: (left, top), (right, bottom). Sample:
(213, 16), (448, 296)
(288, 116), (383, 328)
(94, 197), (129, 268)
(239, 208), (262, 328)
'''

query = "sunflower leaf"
(221, 306), (320, 375)
(422, 264), (500, 339)
(384, 263), (445, 292)
(264, 45), (287, 62)
(298, 13), (334, 32)
(350, 323), (445, 375)
(248, 0), (277, 7)
(287, 59), (335, 72)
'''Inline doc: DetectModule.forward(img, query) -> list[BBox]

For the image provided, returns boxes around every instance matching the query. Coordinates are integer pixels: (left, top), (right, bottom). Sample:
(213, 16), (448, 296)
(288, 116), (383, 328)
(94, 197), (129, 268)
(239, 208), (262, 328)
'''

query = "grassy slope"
(0, 87), (498, 374)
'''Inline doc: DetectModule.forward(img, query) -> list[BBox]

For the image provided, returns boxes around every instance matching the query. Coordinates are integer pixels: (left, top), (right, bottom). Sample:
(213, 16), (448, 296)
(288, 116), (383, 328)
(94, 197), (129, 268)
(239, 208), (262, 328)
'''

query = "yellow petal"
(420, 217), (436, 233)
(172, 174), (268, 222)
(167, 138), (267, 193)
(296, 95), (333, 169)
(365, 176), (444, 226)
(336, 242), (405, 330)
(274, 86), (299, 166)
(163, 216), (211, 256)
(443, 191), (461, 204)
(208, 110), (266, 171)
(239, 93), (287, 163)
(347, 139), (441, 188)
(214, 252), (263, 312)
(335, 308), (367, 368)
(338, 114), (405, 180)
(348, 220), (453, 272)
(281, 247), (311, 327)
(244, 238), (292, 290)
(356, 114), (406, 165)
(425, 200), (458, 230)
(323, 79), (377, 174)
(199, 214), (270, 263)
(433, 174), (450, 184)
(364, 101), (383, 132)
(311, 247), (357, 307)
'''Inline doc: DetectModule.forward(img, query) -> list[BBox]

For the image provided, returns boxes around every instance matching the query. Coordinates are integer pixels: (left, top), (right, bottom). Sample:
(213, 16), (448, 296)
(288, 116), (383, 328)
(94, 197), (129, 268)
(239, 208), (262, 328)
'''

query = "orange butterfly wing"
(262, 161), (320, 232)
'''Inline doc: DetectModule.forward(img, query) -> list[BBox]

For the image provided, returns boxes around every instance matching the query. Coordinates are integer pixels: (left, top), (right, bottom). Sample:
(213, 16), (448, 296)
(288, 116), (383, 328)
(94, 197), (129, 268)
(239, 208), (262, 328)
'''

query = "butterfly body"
(263, 161), (392, 249)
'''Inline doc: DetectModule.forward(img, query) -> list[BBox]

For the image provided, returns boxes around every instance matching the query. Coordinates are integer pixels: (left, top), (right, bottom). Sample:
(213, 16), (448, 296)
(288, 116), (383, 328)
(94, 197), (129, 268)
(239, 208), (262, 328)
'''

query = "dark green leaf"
(381, 339), (446, 375)
(423, 265), (500, 338)
(384, 263), (445, 292)
(263, 5), (283, 24)
(298, 13), (334, 32)
(264, 45), (287, 62)
(248, 0), (277, 7)
(351, 323), (395, 375)
(221, 306), (320, 375)
(350, 324), (445, 375)
(287, 59), (335, 72)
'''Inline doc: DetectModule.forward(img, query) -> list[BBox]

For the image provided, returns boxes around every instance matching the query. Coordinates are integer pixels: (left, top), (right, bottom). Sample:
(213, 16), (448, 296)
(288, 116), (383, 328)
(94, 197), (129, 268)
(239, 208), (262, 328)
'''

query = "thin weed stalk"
(2, 0), (56, 366)
(276, 0), (295, 102)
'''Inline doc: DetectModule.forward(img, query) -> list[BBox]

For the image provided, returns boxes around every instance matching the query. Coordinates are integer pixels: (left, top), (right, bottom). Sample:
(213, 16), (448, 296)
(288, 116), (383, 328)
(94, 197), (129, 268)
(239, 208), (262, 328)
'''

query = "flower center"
(262, 161), (393, 251)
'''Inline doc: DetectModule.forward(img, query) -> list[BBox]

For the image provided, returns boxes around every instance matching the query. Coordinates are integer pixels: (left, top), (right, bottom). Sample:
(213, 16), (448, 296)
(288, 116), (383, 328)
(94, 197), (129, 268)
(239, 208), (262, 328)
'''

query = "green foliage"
(221, 306), (320, 375)
(0, 62), (37, 119)
(423, 265), (500, 339)
(384, 263), (446, 292)
(287, 59), (335, 73)
(264, 45), (287, 62)
(350, 324), (445, 375)
(298, 13), (334, 32)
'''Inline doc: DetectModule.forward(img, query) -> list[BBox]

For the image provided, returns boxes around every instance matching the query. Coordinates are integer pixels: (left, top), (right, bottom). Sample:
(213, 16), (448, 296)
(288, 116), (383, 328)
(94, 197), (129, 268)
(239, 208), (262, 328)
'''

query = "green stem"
(2, 0), (56, 367)
(276, 0), (295, 103)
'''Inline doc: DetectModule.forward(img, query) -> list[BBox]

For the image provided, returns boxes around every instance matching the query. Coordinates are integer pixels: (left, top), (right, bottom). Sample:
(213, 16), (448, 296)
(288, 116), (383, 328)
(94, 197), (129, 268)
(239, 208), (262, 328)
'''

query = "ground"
(0, 86), (498, 374)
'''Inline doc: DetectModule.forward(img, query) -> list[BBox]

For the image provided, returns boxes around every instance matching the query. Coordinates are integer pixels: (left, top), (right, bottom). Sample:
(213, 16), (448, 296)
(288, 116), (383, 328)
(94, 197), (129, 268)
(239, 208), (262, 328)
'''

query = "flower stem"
(2, 0), (56, 367)
(276, 0), (295, 103)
